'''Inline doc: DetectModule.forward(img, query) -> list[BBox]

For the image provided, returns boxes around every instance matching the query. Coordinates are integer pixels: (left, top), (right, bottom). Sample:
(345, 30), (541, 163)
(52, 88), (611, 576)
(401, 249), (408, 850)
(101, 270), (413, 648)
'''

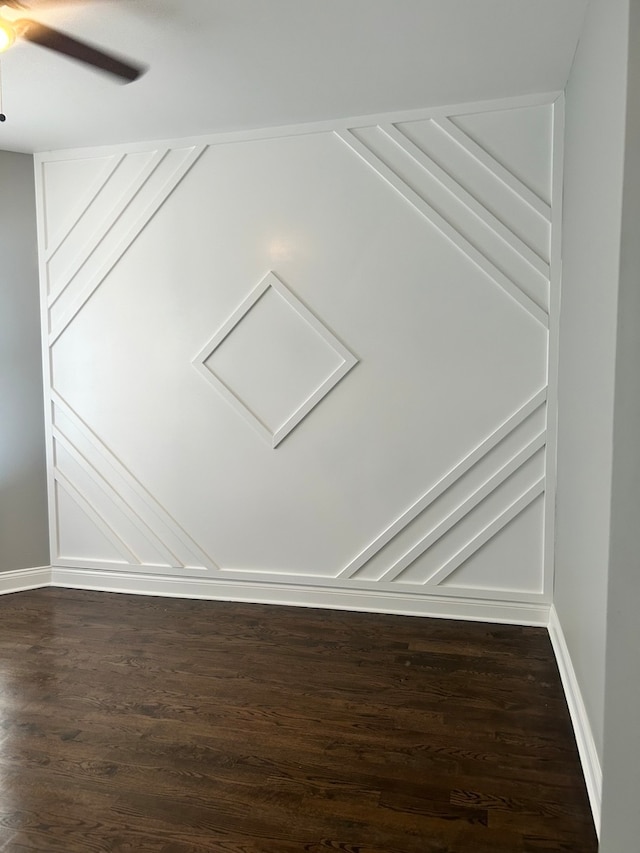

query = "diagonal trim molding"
(53, 426), (186, 570)
(428, 477), (545, 586)
(47, 149), (168, 309)
(49, 145), (206, 345)
(44, 153), (126, 262)
(380, 435), (546, 583)
(52, 392), (219, 571)
(432, 117), (552, 222)
(381, 123), (550, 280)
(54, 472), (139, 564)
(335, 129), (549, 327)
(341, 389), (547, 579)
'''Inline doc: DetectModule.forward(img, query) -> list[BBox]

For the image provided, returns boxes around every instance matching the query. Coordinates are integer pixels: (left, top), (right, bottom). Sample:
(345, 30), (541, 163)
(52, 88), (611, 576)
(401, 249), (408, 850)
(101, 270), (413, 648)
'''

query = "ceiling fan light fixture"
(0, 19), (15, 52)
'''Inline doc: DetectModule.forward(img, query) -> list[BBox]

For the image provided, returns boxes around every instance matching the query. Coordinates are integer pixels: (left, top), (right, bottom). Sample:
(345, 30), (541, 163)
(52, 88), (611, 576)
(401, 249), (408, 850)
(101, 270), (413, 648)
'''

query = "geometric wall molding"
(381, 123), (551, 282)
(44, 152), (125, 261)
(192, 271), (358, 447)
(51, 392), (219, 573)
(36, 92), (561, 609)
(427, 475), (545, 588)
(43, 144), (206, 345)
(54, 474), (138, 565)
(48, 149), (166, 309)
(336, 125), (550, 328)
(383, 458), (546, 587)
(432, 116), (553, 221)
(341, 388), (547, 581)
(54, 431), (178, 569)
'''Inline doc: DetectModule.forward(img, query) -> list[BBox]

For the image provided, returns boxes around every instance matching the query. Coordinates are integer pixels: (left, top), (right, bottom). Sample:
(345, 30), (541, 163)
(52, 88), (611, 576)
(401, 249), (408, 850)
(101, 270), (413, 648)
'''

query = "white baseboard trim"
(51, 566), (550, 625)
(0, 566), (52, 594)
(548, 604), (602, 835)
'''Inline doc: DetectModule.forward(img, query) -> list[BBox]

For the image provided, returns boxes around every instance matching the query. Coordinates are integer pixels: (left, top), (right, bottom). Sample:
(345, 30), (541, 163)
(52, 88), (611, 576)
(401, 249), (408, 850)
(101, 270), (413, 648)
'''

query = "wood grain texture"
(0, 589), (597, 852)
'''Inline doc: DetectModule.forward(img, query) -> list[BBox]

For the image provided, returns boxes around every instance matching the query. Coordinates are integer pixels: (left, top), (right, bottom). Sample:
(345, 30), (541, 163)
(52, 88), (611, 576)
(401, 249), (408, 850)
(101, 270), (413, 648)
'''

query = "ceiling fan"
(0, 0), (145, 83)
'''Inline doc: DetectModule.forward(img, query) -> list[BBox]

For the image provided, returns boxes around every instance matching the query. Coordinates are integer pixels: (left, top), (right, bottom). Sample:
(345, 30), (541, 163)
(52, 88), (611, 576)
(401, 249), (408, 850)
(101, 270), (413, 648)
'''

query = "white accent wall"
(36, 95), (561, 622)
(0, 150), (49, 572)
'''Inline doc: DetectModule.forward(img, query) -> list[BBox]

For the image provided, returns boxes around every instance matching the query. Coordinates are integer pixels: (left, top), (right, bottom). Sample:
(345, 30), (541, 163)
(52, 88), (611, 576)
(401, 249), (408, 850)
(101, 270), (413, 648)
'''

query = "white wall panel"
(36, 96), (561, 612)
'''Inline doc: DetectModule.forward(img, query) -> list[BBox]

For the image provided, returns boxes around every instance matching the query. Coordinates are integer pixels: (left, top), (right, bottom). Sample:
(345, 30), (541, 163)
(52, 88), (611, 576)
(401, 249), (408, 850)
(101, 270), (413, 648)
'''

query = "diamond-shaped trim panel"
(192, 271), (358, 447)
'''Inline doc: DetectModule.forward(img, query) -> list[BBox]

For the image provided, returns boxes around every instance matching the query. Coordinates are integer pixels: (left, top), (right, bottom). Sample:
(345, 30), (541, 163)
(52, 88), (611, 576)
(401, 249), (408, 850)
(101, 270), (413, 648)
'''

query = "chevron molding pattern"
(37, 94), (561, 608)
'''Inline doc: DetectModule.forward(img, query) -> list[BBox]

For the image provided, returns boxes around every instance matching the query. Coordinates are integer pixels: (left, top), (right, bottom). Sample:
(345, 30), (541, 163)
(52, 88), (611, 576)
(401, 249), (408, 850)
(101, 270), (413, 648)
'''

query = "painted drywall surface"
(599, 1), (640, 847)
(36, 97), (557, 614)
(555, 0), (629, 762)
(0, 0), (588, 153)
(0, 151), (49, 570)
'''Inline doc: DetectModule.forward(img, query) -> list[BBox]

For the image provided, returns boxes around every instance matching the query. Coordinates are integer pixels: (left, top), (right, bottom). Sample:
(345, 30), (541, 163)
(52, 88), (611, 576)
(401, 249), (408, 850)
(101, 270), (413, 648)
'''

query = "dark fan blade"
(17, 18), (145, 82)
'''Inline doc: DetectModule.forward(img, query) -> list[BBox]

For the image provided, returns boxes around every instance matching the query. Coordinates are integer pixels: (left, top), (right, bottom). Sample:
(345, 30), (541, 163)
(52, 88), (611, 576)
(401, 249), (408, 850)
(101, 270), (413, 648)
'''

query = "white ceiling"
(0, 0), (588, 153)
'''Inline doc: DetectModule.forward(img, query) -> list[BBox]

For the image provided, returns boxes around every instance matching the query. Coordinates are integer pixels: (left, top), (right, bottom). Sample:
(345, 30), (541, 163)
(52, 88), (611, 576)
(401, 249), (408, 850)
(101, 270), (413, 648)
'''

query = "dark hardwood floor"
(0, 588), (597, 852)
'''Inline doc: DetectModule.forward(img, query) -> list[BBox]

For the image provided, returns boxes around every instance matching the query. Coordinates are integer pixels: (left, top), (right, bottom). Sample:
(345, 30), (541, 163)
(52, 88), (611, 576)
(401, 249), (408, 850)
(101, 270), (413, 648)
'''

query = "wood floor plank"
(0, 589), (598, 852)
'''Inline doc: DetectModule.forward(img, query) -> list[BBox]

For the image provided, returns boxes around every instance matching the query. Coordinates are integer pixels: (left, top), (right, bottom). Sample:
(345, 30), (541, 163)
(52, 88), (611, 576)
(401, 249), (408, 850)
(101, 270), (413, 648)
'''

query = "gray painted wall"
(0, 150), (49, 571)
(599, 1), (640, 847)
(555, 0), (629, 762)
